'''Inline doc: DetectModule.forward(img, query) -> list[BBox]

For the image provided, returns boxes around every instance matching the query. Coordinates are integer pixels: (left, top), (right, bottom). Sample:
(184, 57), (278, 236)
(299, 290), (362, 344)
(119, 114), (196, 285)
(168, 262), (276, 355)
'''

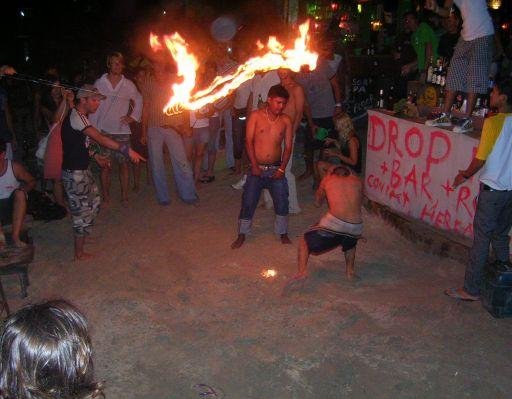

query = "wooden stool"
(0, 230), (34, 301)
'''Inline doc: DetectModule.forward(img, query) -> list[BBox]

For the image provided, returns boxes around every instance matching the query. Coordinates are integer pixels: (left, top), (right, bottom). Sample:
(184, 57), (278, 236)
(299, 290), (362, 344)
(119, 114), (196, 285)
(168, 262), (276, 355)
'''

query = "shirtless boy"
(263, 69), (305, 214)
(295, 164), (363, 280)
(231, 84), (293, 249)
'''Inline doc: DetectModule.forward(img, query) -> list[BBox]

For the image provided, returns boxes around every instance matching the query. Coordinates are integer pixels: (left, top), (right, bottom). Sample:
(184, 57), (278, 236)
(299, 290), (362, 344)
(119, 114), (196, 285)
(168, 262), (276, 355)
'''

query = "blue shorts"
(304, 228), (358, 254)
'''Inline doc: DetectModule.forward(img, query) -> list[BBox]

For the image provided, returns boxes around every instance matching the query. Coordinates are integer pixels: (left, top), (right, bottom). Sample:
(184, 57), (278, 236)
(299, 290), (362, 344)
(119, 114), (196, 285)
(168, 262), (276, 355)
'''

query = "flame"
(261, 269), (277, 278)
(149, 32), (163, 51)
(150, 21), (317, 115)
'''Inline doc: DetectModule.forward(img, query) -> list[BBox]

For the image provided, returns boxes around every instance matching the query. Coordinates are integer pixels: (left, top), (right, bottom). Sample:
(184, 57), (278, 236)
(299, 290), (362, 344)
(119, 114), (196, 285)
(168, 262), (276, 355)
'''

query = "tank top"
(0, 160), (20, 199)
(340, 137), (362, 174)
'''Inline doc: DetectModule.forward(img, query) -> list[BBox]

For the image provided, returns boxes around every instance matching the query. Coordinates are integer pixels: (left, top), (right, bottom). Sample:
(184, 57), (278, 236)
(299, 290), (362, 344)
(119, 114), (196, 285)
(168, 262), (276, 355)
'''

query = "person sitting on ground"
(0, 300), (104, 399)
(0, 138), (35, 250)
(292, 164), (363, 282)
(316, 112), (362, 181)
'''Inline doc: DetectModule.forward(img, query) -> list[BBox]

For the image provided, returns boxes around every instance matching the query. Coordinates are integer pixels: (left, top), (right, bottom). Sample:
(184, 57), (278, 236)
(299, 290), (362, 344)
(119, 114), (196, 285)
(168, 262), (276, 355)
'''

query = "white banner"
(365, 110), (480, 238)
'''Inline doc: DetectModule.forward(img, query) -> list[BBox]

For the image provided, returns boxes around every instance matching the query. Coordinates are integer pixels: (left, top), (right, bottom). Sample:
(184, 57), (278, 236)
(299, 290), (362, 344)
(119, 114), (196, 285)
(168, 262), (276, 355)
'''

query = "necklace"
(265, 107), (280, 123)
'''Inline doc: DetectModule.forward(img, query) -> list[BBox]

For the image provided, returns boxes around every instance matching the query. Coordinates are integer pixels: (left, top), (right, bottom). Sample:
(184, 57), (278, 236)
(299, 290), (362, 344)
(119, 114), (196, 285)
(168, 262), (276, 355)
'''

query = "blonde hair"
(333, 112), (354, 144)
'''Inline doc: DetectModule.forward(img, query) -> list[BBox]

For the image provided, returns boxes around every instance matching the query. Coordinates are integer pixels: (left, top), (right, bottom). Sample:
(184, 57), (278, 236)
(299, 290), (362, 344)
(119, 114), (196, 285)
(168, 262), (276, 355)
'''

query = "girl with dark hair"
(0, 300), (103, 399)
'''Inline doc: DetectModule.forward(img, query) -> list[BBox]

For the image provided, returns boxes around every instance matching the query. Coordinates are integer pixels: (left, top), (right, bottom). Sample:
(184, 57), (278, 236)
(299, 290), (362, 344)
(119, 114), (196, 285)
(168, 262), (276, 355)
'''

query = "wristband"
(119, 143), (130, 158)
(335, 103), (342, 107)
(278, 168), (285, 174)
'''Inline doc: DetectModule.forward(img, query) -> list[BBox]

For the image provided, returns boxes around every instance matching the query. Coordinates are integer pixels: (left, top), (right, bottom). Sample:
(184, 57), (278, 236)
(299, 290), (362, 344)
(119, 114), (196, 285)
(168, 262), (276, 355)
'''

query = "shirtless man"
(263, 69), (305, 214)
(294, 164), (363, 280)
(231, 84), (293, 249)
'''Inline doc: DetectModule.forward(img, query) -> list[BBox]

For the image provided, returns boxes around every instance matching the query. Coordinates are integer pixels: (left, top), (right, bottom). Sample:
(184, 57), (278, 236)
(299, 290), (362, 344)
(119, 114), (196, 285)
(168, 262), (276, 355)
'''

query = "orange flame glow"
(150, 21), (317, 115)
(149, 32), (163, 51)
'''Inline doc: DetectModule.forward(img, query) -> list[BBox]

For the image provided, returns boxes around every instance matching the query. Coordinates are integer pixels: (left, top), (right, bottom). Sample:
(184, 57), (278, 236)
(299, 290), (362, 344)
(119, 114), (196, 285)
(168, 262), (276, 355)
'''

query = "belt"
(482, 184), (511, 192)
(258, 164), (280, 170)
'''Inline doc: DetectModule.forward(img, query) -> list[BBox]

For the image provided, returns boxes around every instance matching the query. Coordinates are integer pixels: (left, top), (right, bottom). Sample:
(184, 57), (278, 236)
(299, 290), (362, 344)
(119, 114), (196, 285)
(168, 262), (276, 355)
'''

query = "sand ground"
(2, 140), (512, 399)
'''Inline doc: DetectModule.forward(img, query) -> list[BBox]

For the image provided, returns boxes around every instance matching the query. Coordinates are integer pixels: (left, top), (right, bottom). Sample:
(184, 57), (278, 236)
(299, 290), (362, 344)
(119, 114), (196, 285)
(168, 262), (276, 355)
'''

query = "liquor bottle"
(387, 85), (395, 109)
(481, 98), (489, 117)
(407, 90), (415, 105)
(437, 86), (445, 108)
(460, 98), (468, 113)
(426, 57), (434, 83)
(377, 89), (385, 108)
(257, 94), (264, 109)
(472, 98), (482, 116)
(436, 59), (443, 86)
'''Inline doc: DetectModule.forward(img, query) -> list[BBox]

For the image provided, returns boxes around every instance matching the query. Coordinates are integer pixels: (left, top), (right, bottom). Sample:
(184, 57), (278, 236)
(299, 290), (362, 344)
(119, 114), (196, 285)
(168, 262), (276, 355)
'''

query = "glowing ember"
(150, 21), (318, 115)
(261, 269), (277, 278)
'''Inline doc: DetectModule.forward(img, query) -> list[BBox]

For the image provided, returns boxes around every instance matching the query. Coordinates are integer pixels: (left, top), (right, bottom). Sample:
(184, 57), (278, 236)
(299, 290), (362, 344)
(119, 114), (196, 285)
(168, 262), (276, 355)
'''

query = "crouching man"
(0, 138), (35, 250)
(296, 164), (363, 281)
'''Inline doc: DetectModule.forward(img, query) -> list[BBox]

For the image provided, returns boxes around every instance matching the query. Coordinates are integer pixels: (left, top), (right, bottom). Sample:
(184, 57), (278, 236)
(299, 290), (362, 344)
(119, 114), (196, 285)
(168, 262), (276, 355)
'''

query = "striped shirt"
(139, 75), (186, 129)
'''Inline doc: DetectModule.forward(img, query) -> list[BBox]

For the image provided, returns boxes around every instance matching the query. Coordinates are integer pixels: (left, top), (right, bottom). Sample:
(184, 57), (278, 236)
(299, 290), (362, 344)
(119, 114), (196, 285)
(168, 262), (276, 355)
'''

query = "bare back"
(321, 173), (362, 223)
(249, 109), (292, 164)
(282, 83), (304, 133)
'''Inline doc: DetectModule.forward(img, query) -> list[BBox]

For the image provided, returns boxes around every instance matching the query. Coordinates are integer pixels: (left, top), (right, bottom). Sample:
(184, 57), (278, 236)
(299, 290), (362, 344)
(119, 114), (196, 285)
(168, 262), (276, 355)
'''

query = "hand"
(272, 168), (285, 179)
(251, 165), (262, 177)
(452, 170), (468, 188)
(62, 89), (74, 102)
(323, 148), (337, 158)
(323, 137), (336, 146)
(128, 148), (146, 164)
(309, 124), (318, 138)
(94, 154), (111, 169)
(120, 116), (135, 125)
(424, 0), (436, 11)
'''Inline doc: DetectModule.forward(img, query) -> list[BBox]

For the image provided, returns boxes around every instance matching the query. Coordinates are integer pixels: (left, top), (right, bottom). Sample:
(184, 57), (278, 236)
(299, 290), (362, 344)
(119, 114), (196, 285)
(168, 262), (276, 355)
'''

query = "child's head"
(0, 300), (103, 399)
(333, 112), (355, 143)
(491, 78), (512, 110)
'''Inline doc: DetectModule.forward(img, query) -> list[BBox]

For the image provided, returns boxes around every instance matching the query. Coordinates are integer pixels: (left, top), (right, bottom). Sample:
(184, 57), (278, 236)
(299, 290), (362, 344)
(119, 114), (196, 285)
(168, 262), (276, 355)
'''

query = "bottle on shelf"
(472, 98), (482, 117)
(377, 89), (385, 108)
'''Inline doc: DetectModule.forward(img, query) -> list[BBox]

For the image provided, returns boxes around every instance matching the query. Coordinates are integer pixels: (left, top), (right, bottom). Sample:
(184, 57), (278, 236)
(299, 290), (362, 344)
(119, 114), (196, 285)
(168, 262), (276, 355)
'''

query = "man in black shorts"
(295, 164), (363, 280)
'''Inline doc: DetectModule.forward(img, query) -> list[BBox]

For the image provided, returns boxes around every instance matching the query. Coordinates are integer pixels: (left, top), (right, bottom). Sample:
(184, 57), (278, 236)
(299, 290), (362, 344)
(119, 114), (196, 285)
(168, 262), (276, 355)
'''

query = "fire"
(261, 269), (277, 278)
(149, 32), (163, 51)
(150, 21), (318, 115)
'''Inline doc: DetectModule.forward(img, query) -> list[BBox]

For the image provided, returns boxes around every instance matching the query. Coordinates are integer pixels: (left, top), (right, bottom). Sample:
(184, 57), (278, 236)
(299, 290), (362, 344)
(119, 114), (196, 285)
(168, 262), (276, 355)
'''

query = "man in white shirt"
(89, 52), (143, 205)
(425, 0), (494, 133)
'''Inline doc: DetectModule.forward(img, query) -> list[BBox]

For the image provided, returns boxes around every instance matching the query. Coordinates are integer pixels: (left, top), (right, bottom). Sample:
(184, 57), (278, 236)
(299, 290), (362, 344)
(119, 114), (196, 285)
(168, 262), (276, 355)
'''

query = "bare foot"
(346, 272), (361, 281)
(74, 252), (94, 261)
(231, 234), (245, 249)
(280, 234), (292, 244)
(12, 240), (28, 249)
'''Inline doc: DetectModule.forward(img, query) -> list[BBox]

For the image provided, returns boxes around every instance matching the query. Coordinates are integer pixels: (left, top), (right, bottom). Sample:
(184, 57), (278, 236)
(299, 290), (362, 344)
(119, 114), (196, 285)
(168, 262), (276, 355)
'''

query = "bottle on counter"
(387, 85), (396, 110)
(436, 59), (443, 86)
(426, 56), (434, 83)
(460, 98), (468, 113)
(257, 94), (264, 109)
(472, 98), (482, 117)
(437, 87), (445, 108)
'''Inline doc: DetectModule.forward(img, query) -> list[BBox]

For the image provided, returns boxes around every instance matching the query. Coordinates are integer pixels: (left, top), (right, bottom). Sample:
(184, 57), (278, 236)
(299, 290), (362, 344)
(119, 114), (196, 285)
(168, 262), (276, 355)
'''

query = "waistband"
(482, 184), (512, 192)
(317, 212), (363, 236)
(257, 163), (281, 170)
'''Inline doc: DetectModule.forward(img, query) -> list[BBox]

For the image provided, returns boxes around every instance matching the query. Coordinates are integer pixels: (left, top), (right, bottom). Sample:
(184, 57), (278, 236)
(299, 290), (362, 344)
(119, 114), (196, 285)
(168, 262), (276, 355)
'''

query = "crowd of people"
(0, 1), (511, 397)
